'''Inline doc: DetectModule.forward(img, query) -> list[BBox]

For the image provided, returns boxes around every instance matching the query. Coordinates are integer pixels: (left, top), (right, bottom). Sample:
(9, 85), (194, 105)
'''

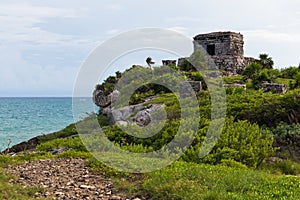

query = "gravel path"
(7, 158), (142, 200)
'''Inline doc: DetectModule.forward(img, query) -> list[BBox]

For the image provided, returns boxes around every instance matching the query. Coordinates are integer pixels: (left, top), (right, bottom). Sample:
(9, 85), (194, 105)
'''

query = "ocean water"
(0, 97), (95, 151)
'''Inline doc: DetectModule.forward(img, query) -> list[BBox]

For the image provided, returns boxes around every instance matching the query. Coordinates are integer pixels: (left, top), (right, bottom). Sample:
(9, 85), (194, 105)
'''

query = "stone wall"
(193, 32), (244, 56)
(212, 56), (257, 75)
(162, 60), (177, 66)
(192, 31), (256, 75)
(262, 83), (288, 94)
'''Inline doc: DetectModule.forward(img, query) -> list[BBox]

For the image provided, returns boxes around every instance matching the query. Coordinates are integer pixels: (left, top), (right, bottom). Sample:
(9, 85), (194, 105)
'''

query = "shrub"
(214, 118), (274, 167)
(37, 137), (87, 152)
(183, 118), (275, 168)
(272, 123), (300, 145)
(275, 160), (300, 175)
(226, 89), (300, 127)
(220, 159), (248, 169)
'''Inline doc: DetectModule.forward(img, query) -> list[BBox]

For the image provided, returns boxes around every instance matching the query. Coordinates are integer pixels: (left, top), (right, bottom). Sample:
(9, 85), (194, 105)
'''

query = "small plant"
(276, 160), (300, 175)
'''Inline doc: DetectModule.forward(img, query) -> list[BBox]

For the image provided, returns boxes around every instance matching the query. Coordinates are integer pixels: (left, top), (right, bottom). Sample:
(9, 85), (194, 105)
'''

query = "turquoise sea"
(0, 97), (95, 151)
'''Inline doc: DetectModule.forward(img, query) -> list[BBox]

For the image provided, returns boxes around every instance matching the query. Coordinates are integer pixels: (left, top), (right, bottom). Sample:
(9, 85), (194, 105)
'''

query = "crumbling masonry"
(192, 31), (256, 74)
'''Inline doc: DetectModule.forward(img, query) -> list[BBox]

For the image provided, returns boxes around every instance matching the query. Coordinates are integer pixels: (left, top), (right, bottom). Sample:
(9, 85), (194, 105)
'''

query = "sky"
(0, 0), (299, 97)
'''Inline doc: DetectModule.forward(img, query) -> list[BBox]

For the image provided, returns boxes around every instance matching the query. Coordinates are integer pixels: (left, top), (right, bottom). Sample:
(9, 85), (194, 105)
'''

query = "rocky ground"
(7, 158), (145, 200)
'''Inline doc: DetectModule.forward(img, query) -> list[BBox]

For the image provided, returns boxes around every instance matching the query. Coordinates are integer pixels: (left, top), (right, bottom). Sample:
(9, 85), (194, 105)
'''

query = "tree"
(242, 62), (262, 80)
(242, 62), (263, 89)
(293, 72), (300, 88)
(146, 57), (155, 68)
(259, 53), (274, 69)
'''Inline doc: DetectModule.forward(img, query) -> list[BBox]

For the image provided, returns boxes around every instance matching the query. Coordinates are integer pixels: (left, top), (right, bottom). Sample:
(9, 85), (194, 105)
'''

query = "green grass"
(222, 75), (244, 84)
(1, 135), (299, 200)
(0, 74), (299, 199)
(0, 154), (53, 200)
(36, 137), (87, 152)
(259, 160), (300, 176)
(276, 78), (294, 86)
(0, 152), (53, 168)
(142, 161), (300, 200)
(0, 168), (46, 200)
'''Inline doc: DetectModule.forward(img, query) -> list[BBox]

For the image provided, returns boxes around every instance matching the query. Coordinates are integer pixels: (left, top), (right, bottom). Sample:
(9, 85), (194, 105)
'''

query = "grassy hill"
(0, 63), (300, 199)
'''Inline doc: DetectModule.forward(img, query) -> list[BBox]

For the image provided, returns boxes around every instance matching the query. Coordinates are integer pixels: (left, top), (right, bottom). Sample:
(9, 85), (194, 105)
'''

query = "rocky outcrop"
(4, 137), (40, 154)
(93, 90), (120, 108)
(102, 103), (165, 126)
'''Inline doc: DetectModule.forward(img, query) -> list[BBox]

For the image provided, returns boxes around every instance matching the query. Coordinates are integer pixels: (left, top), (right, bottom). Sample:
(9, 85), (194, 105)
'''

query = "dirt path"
(7, 158), (142, 200)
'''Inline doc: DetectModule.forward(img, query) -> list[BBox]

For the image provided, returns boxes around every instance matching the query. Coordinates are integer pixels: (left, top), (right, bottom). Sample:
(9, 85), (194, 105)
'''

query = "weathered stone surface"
(102, 103), (165, 126)
(194, 31), (244, 56)
(93, 90), (120, 108)
(212, 55), (257, 75)
(192, 31), (257, 75)
(262, 83), (288, 94)
(135, 110), (151, 126)
(180, 81), (202, 98)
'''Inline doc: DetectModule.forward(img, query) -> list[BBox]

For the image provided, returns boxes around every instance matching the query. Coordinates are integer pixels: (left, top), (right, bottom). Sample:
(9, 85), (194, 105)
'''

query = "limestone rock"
(93, 89), (120, 108)
(102, 102), (165, 127)
(135, 110), (151, 126)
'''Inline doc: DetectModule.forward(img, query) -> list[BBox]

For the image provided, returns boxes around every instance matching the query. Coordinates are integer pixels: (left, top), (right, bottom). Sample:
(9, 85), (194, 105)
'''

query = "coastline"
(2, 123), (78, 154)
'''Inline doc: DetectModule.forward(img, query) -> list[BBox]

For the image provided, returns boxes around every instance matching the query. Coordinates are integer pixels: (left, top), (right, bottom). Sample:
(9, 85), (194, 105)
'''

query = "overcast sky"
(0, 0), (299, 97)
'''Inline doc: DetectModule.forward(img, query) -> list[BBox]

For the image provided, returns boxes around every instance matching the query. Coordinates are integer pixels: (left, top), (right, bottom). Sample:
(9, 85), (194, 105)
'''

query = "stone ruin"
(162, 60), (177, 66)
(93, 31), (262, 124)
(158, 31), (257, 75)
(177, 31), (256, 75)
(262, 83), (288, 94)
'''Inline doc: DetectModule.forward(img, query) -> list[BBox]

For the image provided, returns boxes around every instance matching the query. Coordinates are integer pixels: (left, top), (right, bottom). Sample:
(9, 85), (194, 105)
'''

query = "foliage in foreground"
(143, 161), (300, 200)
(183, 117), (274, 168)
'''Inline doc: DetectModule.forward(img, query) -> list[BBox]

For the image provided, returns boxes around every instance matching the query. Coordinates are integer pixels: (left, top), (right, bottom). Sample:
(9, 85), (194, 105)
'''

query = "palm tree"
(242, 62), (262, 80)
(259, 53), (274, 69)
(146, 57), (155, 69)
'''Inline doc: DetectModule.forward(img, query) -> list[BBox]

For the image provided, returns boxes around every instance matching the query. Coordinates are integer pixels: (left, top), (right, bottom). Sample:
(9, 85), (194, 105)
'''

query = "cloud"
(105, 29), (122, 37)
(164, 16), (204, 24)
(0, 3), (94, 96)
(0, 3), (80, 18)
(243, 29), (300, 43)
(0, 45), (78, 96)
(0, 3), (90, 46)
(167, 26), (189, 35)
(105, 3), (123, 12)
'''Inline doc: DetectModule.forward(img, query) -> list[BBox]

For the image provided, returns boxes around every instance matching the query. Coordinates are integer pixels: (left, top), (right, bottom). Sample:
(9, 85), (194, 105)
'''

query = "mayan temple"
(193, 31), (256, 74)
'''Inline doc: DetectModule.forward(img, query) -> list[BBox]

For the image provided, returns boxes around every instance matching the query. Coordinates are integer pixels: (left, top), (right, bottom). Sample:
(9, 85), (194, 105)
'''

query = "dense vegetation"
(1, 56), (300, 199)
